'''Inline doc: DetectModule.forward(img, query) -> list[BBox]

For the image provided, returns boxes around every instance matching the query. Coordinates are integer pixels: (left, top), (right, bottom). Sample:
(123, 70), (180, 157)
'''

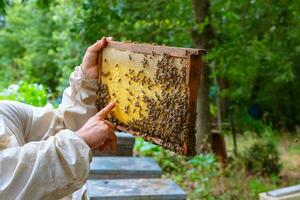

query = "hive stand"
(88, 131), (187, 200)
(86, 179), (186, 200)
(259, 184), (300, 200)
(89, 157), (162, 179)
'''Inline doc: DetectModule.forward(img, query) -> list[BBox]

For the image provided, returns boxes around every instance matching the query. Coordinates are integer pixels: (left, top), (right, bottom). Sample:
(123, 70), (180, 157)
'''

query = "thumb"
(87, 37), (107, 52)
(96, 102), (116, 118)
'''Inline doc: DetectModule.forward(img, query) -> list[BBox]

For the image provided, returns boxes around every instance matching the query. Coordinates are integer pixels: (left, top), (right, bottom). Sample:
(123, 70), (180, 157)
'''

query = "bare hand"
(82, 36), (112, 79)
(76, 102), (117, 152)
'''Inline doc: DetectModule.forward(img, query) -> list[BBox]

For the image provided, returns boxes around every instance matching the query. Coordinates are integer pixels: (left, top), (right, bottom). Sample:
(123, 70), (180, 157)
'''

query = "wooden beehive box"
(96, 41), (205, 155)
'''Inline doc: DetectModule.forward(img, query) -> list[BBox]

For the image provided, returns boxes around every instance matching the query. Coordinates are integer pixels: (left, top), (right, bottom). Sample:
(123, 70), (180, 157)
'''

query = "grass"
(221, 132), (300, 198)
(134, 131), (300, 200)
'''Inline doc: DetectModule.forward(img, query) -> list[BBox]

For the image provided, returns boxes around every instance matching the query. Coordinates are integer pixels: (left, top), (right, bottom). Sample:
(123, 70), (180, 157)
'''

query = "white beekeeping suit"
(0, 66), (98, 200)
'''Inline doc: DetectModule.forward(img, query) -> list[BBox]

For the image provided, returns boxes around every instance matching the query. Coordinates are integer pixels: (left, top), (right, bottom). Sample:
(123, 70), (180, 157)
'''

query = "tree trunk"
(192, 0), (213, 153)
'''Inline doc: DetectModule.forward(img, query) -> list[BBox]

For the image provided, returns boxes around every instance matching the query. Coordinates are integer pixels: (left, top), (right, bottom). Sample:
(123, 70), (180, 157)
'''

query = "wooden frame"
(97, 41), (206, 155)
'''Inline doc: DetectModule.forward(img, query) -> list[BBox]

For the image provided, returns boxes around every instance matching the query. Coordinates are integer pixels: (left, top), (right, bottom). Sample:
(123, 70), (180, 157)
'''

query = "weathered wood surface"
(107, 41), (206, 57)
(89, 157), (162, 179)
(259, 184), (300, 200)
(86, 178), (186, 200)
(267, 184), (300, 197)
(97, 41), (205, 155)
(93, 132), (135, 156)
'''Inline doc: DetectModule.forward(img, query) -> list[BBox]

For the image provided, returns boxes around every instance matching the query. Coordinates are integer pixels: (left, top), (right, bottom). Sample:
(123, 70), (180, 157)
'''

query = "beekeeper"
(0, 37), (116, 199)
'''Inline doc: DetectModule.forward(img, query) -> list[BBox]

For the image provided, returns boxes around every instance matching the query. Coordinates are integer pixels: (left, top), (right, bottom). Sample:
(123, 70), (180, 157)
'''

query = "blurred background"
(0, 0), (299, 199)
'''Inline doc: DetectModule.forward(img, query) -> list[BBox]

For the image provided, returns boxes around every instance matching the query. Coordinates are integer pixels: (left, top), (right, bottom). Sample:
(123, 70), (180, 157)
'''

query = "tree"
(192, 0), (213, 152)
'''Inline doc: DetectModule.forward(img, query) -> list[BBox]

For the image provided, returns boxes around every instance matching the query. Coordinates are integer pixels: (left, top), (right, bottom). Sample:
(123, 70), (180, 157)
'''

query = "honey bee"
(124, 105), (129, 113)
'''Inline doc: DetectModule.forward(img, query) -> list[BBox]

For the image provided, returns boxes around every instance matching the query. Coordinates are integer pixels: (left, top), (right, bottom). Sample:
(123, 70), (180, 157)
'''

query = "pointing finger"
(96, 102), (116, 118)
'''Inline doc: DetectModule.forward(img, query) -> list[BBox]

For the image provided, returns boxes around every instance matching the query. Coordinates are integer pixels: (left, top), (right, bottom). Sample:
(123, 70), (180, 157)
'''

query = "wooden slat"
(107, 41), (206, 57)
(86, 178), (186, 200)
(89, 157), (161, 179)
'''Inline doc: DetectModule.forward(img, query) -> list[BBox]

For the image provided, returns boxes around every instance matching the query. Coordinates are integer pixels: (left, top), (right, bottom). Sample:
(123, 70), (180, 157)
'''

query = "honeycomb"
(96, 41), (205, 155)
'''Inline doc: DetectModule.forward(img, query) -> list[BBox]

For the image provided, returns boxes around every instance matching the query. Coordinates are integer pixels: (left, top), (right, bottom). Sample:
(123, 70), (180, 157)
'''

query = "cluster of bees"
(96, 51), (195, 155)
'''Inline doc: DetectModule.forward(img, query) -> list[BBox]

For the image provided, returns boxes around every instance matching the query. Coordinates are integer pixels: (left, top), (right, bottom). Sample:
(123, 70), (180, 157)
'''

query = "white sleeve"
(58, 66), (99, 132)
(0, 128), (91, 200)
(0, 66), (98, 199)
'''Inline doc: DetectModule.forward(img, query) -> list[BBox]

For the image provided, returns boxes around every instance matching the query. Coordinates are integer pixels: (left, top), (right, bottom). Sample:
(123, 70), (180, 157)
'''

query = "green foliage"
(208, 0), (300, 130)
(187, 154), (218, 199)
(1, 0), (299, 129)
(243, 140), (281, 176)
(134, 137), (185, 172)
(134, 138), (218, 199)
(0, 81), (48, 106)
(249, 178), (277, 198)
(0, 0), (84, 92)
(81, 0), (194, 46)
(0, 0), (6, 15)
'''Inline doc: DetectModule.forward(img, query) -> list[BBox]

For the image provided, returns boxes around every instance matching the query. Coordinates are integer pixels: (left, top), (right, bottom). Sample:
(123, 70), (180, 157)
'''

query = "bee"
(124, 105), (129, 113)
(117, 78), (121, 83)
(115, 64), (119, 68)
(104, 58), (107, 63)
(135, 102), (139, 107)
(128, 54), (132, 60)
